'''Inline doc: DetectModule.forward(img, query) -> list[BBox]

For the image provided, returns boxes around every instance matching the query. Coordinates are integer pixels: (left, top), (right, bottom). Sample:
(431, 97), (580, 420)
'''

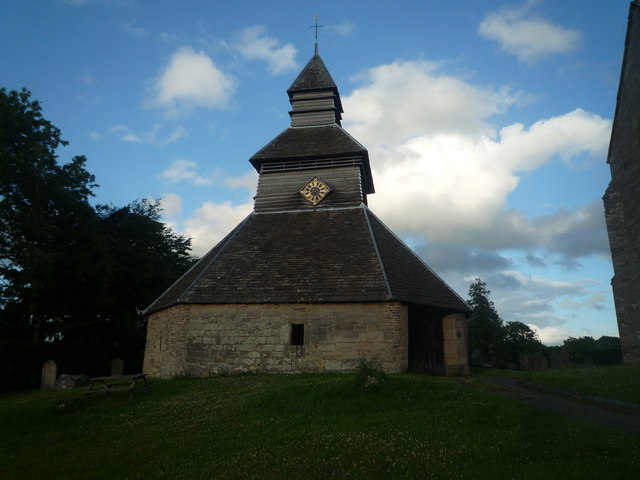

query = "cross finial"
(310, 14), (322, 55)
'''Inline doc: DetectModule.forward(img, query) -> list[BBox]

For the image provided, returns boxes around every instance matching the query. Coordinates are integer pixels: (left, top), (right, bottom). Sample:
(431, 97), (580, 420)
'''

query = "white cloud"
(224, 170), (258, 193)
(150, 47), (235, 113)
(233, 26), (297, 74)
(159, 160), (258, 195)
(342, 60), (610, 255)
(121, 21), (148, 38)
(346, 59), (518, 144)
(182, 201), (253, 256)
(122, 124), (187, 145)
(159, 193), (183, 220)
(478, 2), (581, 63)
(79, 72), (98, 85)
(90, 124), (187, 146)
(528, 325), (573, 345)
(159, 158), (221, 185)
(329, 22), (355, 37)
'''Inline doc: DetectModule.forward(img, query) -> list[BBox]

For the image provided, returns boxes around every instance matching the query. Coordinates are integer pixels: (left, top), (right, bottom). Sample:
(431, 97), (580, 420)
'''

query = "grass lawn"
(1, 372), (639, 479)
(518, 365), (640, 404)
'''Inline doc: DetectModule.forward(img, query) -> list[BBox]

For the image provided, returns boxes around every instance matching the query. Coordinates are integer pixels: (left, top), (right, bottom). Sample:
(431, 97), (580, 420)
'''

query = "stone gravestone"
(532, 352), (546, 371)
(41, 360), (57, 390)
(470, 349), (484, 367)
(559, 350), (572, 368)
(111, 357), (124, 376)
(519, 352), (532, 371)
(487, 349), (497, 367)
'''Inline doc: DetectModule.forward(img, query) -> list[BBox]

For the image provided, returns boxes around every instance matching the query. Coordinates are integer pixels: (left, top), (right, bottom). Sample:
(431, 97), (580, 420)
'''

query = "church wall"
(604, 0), (640, 364)
(143, 305), (189, 378)
(143, 302), (408, 378)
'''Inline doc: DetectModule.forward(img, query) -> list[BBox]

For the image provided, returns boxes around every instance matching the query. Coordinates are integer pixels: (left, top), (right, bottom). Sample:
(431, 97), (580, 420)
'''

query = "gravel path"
(463, 376), (640, 435)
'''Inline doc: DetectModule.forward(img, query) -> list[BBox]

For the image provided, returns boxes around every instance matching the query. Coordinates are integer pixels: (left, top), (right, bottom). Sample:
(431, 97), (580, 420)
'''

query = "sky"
(0, 0), (632, 344)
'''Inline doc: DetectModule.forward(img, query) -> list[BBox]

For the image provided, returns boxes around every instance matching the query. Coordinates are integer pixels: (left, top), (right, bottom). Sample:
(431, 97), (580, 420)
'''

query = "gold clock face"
(299, 176), (331, 206)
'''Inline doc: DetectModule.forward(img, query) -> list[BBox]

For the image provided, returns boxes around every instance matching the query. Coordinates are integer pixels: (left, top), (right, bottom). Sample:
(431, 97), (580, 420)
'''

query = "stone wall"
(144, 302), (409, 377)
(604, 0), (640, 364)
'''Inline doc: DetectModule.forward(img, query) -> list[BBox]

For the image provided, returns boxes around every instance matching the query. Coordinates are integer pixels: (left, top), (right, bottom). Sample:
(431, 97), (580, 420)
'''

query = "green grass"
(501, 365), (640, 404)
(1, 373), (639, 479)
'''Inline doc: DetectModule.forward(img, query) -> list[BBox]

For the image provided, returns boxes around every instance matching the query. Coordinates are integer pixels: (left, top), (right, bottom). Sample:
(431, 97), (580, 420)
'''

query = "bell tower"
(250, 53), (374, 213)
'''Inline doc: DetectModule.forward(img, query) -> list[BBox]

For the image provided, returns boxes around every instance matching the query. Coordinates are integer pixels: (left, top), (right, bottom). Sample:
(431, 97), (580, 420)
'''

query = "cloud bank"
(343, 60), (610, 258)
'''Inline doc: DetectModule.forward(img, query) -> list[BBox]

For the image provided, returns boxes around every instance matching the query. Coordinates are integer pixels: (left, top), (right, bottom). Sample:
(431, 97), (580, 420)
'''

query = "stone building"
(604, 0), (640, 365)
(143, 50), (471, 377)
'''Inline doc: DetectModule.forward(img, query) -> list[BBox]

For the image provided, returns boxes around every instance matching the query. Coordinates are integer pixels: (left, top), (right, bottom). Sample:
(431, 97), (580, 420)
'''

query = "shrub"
(354, 357), (387, 389)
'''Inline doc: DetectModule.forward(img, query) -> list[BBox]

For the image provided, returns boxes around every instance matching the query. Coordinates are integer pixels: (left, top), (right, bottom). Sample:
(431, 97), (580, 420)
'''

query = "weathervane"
(310, 14), (323, 55)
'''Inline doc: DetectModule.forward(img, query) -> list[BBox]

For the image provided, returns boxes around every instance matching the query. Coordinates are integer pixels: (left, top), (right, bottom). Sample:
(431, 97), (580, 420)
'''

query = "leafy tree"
(593, 336), (622, 365)
(503, 320), (545, 365)
(562, 335), (621, 366)
(0, 88), (194, 388)
(562, 336), (597, 365)
(0, 88), (100, 342)
(467, 278), (506, 366)
(98, 200), (193, 317)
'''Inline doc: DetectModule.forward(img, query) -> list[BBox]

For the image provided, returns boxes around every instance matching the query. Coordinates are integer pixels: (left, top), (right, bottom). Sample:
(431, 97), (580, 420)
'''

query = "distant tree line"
(467, 278), (621, 369)
(0, 88), (195, 391)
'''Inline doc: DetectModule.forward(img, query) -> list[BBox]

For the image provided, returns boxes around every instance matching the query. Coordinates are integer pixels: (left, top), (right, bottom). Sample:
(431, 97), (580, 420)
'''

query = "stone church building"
(143, 49), (471, 377)
(604, 0), (640, 365)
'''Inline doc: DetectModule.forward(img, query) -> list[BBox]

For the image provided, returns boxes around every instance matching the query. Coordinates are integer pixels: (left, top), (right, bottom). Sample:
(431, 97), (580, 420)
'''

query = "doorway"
(408, 307), (445, 375)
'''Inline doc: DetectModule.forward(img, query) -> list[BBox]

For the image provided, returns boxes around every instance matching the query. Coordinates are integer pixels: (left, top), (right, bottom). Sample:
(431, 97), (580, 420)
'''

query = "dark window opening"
(291, 324), (304, 346)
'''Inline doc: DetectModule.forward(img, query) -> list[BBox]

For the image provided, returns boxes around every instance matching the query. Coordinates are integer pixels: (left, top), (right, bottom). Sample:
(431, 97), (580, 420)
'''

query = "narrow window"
(290, 323), (304, 346)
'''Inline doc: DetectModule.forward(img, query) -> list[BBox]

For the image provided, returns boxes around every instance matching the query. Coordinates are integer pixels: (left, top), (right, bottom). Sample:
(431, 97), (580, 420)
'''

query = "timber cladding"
(143, 302), (409, 377)
(255, 166), (364, 211)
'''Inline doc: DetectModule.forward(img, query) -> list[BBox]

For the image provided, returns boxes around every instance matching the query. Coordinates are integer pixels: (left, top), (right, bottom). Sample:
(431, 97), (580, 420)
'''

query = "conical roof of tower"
(287, 53), (340, 96)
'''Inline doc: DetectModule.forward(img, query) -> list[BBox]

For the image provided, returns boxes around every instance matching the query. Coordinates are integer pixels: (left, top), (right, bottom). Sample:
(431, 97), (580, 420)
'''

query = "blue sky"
(1, 0), (631, 343)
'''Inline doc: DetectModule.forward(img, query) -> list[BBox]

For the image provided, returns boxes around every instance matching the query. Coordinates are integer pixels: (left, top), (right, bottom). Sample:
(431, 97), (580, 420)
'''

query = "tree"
(503, 320), (545, 365)
(0, 88), (194, 389)
(467, 278), (506, 366)
(0, 88), (100, 342)
(593, 336), (622, 365)
(562, 336), (622, 366)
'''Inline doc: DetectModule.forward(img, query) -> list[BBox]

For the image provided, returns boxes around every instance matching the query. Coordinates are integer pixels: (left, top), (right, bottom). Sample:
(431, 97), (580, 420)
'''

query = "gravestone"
(487, 349), (497, 367)
(533, 352), (546, 371)
(41, 360), (57, 390)
(470, 349), (483, 367)
(519, 352), (532, 371)
(111, 357), (124, 376)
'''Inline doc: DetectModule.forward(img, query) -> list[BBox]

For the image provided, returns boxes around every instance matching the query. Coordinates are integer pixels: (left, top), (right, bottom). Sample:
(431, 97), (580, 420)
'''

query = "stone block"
(41, 360), (57, 390)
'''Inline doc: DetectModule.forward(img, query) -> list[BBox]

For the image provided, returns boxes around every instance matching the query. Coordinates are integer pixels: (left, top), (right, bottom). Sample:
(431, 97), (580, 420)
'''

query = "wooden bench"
(84, 373), (152, 399)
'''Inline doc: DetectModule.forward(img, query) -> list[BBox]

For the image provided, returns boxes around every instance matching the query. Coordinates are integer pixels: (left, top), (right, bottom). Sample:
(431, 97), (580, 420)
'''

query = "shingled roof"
(287, 53), (340, 97)
(248, 126), (374, 194)
(145, 206), (470, 315)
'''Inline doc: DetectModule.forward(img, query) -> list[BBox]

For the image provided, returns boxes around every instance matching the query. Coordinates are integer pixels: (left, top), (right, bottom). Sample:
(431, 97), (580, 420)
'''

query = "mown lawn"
(1, 373), (639, 479)
(518, 365), (640, 404)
